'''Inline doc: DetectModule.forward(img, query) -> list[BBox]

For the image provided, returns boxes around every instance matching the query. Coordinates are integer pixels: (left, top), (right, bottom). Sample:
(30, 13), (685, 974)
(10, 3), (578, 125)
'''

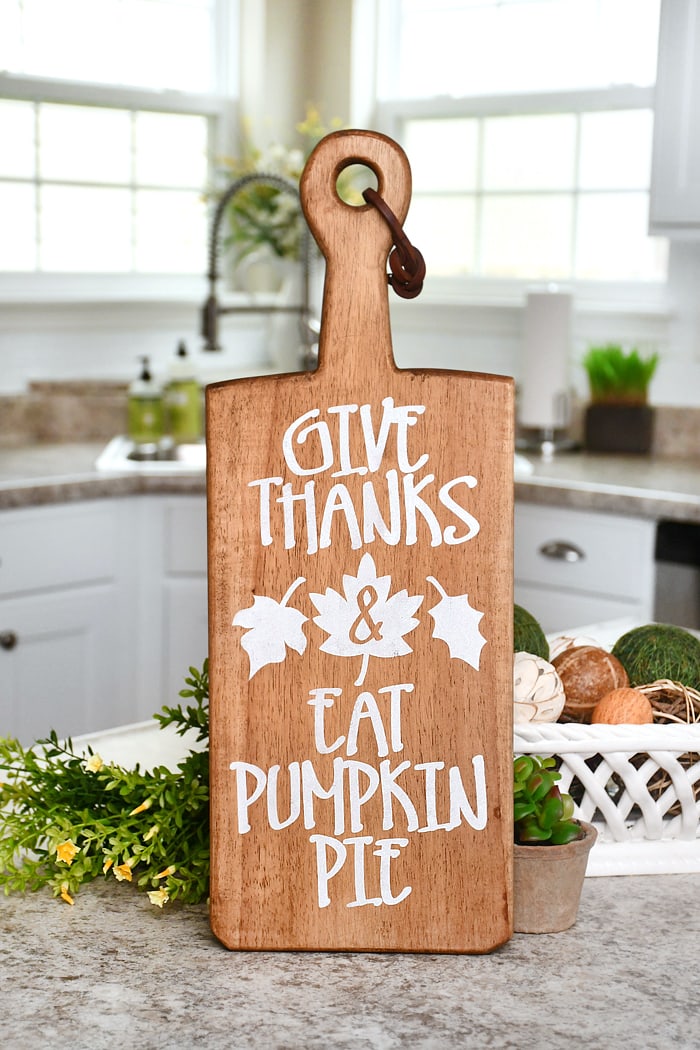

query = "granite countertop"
(0, 442), (207, 508)
(2, 441), (700, 521)
(2, 873), (698, 1049)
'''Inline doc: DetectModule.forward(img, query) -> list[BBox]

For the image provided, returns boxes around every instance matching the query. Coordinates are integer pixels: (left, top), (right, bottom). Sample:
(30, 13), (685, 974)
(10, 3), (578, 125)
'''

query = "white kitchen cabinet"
(514, 503), (656, 634)
(0, 500), (138, 742)
(650, 0), (700, 234)
(160, 497), (208, 704)
(0, 495), (209, 743)
(128, 495), (208, 713)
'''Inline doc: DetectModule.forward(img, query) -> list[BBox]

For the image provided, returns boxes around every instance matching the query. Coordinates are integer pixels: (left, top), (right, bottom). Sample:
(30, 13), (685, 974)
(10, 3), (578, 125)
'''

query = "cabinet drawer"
(514, 583), (648, 635)
(0, 502), (118, 597)
(164, 498), (207, 575)
(515, 504), (655, 601)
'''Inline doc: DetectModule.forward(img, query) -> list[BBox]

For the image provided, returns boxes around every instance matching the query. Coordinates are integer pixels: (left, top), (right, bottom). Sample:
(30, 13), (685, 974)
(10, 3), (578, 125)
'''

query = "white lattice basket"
(514, 722), (700, 876)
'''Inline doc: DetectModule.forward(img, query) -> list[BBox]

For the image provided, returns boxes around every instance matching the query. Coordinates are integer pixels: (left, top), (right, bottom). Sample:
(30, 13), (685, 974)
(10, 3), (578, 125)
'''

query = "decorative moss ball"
(552, 645), (629, 722)
(611, 623), (700, 691)
(514, 604), (549, 661)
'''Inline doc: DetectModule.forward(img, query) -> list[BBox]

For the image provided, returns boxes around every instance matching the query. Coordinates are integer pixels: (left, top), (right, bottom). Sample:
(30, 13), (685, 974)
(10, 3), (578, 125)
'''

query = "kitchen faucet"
(201, 173), (318, 368)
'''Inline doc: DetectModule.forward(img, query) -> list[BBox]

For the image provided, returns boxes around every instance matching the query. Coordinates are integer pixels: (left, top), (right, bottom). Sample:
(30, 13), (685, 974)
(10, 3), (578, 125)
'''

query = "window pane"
(134, 189), (207, 272)
(123, 0), (214, 92)
(40, 186), (132, 271)
(135, 112), (209, 188)
(481, 195), (573, 278)
(483, 115), (576, 191)
(0, 100), (35, 177)
(0, 2), (22, 73)
(394, 0), (660, 98)
(0, 183), (37, 270)
(408, 196), (477, 276)
(39, 105), (132, 184)
(575, 193), (667, 281)
(403, 119), (479, 192)
(579, 110), (654, 190)
(6, 0), (215, 92)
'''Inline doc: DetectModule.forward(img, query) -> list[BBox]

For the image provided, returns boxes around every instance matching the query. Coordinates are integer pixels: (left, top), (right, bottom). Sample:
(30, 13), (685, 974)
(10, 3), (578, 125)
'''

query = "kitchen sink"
(97, 437), (532, 479)
(96, 435), (206, 474)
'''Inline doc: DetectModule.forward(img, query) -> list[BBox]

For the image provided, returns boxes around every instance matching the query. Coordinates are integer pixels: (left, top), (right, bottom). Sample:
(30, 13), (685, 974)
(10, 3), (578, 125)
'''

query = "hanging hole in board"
(337, 163), (379, 206)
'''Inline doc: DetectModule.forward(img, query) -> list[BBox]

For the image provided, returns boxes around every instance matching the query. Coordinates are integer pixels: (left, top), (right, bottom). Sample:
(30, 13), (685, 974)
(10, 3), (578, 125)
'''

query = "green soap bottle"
(127, 356), (164, 453)
(164, 340), (202, 444)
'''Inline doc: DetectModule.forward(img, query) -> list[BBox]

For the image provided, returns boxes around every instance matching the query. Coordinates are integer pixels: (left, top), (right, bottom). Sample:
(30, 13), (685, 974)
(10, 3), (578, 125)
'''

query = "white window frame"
(0, 0), (238, 305)
(375, 83), (667, 314)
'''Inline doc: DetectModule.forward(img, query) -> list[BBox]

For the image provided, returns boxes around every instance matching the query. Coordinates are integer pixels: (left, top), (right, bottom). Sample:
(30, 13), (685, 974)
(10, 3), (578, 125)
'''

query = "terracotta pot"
(513, 821), (598, 934)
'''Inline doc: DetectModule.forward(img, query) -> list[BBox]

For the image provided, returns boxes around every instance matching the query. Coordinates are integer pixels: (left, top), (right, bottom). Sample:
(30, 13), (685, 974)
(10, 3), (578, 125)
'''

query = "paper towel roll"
(519, 290), (572, 430)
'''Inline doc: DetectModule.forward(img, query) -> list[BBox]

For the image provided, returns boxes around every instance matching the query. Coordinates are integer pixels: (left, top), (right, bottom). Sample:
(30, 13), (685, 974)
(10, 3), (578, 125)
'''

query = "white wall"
(1, 0), (699, 408)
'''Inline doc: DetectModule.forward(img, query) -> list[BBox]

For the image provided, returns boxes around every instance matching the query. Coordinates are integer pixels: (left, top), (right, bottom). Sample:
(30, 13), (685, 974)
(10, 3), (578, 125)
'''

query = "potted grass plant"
(513, 754), (597, 933)
(582, 344), (658, 454)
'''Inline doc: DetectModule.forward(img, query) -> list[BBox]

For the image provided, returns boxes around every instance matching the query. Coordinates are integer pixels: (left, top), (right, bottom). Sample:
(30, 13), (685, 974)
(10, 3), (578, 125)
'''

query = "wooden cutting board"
(207, 130), (514, 953)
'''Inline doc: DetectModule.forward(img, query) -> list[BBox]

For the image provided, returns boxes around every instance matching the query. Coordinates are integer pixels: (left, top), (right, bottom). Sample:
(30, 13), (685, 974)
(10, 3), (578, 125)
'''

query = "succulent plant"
(513, 755), (581, 846)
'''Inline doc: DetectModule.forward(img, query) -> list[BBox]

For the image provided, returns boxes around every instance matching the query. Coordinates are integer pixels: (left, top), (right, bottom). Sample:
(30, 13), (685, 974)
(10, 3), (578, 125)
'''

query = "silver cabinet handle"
(538, 540), (585, 563)
(0, 630), (18, 650)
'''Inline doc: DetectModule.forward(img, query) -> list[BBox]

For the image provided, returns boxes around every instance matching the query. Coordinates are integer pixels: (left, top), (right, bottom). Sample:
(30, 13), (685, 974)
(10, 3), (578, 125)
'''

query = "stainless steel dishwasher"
(654, 520), (700, 629)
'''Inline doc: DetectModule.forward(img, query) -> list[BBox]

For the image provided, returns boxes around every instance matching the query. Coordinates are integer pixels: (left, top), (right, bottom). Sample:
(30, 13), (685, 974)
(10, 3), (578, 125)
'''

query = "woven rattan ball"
(633, 680), (700, 812)
(637, 679), (700, 724)
(553, 645), (629, 722)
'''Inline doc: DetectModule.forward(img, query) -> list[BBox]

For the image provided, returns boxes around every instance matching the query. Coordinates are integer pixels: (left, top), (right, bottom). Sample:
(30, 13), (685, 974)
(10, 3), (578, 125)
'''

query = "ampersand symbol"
(349, 586), (384, 644)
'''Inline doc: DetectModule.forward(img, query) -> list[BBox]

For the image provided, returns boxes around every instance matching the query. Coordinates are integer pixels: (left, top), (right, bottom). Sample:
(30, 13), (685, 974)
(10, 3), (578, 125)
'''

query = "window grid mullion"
(571, 112), (582, 280)
(34, 99), (41, 272)
(474, 117), (485, 277)
(130, 109), (138, 274)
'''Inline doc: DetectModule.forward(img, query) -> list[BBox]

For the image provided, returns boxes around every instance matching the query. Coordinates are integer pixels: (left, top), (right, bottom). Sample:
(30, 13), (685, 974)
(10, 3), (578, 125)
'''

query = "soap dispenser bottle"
(127, 355), (164, 455)
(164, 340), (202, 444)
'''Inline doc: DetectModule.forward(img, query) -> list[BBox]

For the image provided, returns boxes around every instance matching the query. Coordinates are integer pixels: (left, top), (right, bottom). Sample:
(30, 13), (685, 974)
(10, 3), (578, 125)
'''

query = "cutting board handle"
(300, 130), (413, 378)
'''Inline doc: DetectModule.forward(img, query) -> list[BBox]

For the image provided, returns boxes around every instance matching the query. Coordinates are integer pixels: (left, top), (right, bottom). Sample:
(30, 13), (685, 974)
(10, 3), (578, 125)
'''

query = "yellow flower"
(129, 798), (153, 816)
(55, 840), (79, 866)
(147, 889), (169, 909)
(102, 858), (113, 875)
(113, 862), (133, 882)
(154, 865), (176, 880)
(84, 752), (104, 773)
(143, 825), (159, 842)
(60, 882), (74, 906)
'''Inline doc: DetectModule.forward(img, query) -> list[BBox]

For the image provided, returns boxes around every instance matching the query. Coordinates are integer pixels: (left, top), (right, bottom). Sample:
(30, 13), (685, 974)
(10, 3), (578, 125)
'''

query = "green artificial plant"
(582, 344), (658, 405)
(0, 664), (210, 908)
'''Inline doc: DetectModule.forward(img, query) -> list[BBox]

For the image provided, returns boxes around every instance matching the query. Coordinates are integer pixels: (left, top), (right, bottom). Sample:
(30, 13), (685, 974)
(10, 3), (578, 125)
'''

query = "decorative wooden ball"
(549, 633), (600, 661)
(513, 652), (566, 724)
(552, 645), (629, 722)
(591, 687), (654, 725)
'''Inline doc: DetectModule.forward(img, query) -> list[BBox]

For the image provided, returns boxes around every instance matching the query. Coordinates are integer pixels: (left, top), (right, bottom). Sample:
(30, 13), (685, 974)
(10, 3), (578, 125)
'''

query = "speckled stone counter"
(0, 443), (206, 508)
(2, 873), (698, 1049)
(515, 451), (700, 523)
(3, 443), (700, 521)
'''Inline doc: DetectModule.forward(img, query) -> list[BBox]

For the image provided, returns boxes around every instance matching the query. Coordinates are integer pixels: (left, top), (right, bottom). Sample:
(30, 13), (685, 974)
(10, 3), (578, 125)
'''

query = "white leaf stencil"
(426, 576), (486, 671)
(309, 553), (423, 686)
(232, 578), (308, 679)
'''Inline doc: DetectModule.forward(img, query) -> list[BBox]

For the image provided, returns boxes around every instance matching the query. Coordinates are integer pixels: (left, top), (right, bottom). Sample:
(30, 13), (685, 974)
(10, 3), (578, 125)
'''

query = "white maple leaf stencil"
(232, 577), (308, 679)
(426, 576), (486, 671)
(309, 553), (423, 687)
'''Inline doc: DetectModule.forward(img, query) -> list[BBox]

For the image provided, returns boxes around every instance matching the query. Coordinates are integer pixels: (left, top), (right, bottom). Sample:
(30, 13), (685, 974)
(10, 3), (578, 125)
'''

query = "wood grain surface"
(207, 130), (514, 953)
